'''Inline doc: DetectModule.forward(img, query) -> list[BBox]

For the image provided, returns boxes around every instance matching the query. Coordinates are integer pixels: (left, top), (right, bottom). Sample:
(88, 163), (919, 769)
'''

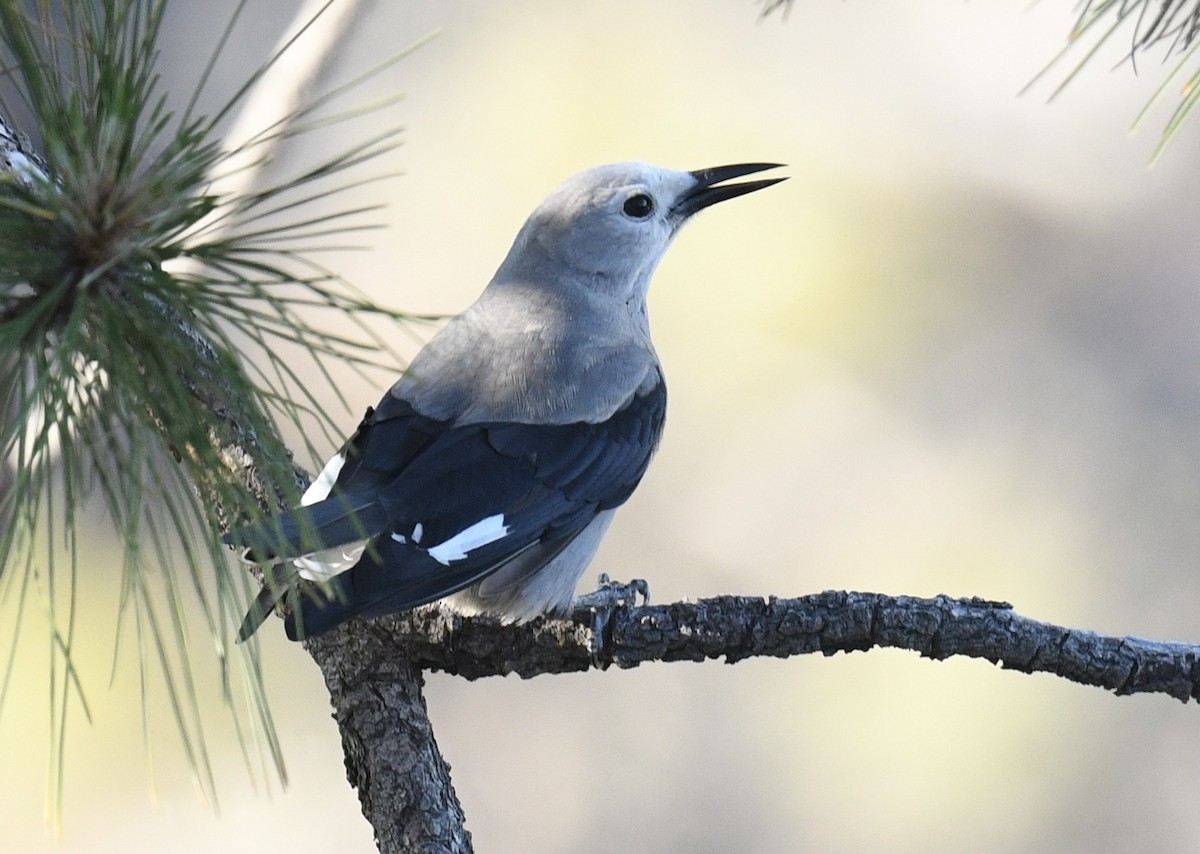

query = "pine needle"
(1031, 1), (1200, 159)
(0, 0), (425, 825)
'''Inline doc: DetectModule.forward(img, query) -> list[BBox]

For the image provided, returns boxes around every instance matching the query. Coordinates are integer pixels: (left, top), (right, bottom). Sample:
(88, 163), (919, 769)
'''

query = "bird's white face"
(521, 162), (701, 301)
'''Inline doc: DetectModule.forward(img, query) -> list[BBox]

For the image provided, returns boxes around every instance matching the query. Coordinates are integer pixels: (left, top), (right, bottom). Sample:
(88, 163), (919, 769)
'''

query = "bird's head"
(495, 162), (786, 304)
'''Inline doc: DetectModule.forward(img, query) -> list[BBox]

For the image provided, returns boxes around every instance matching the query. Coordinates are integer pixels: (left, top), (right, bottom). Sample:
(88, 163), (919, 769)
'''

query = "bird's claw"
(574, 572), (649, 611)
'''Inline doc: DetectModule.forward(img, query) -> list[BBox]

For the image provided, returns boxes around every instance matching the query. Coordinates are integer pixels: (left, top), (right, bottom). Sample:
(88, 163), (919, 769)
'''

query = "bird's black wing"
(222, 395), (449, 560)
(286, 378), (667, 637)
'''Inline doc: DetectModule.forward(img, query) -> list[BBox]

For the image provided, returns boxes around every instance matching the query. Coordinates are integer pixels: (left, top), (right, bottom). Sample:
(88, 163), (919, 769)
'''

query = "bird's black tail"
(236, 565), (356, 642)
(222, 490), (390, 562)
(237, 583), (286, 642)
(282, 576), (357, 641)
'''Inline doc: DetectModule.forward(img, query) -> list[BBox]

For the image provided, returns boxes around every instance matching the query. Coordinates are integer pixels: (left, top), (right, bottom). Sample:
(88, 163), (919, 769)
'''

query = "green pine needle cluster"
(0, 0), (418, 822)
(1025, 1), (1200, 160)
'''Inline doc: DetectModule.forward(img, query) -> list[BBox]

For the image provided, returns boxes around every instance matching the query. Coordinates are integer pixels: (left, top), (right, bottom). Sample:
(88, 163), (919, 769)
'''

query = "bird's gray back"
(391, 279), (660, 425)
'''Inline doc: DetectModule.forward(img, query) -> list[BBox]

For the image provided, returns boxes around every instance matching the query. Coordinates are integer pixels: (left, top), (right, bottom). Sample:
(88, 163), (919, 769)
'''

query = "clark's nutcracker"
(225, 161), (785, 640)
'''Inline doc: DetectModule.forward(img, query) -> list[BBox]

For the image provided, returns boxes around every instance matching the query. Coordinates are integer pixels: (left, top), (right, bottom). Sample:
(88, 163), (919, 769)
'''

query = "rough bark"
(265, 588), (1200, 853)
(159, 313), (476, 851)
(368, 592), (1200, 703)
(306, 627), (473, 854)
(171, 329), (475, 851)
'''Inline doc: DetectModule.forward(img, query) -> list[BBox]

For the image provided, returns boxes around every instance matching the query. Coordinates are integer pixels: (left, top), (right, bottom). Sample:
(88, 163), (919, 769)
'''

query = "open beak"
(673, 163), (787, 220)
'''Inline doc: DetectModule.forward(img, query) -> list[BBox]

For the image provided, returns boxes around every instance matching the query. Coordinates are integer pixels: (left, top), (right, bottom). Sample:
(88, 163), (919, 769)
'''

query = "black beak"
(673, 163), (786, 220)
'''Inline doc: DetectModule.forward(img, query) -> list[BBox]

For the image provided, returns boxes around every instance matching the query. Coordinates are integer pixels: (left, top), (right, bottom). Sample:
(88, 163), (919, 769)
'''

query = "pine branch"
(288, 590), (1200, 853)
(162, 267), (473, 852)
(305, 628), (473, 853)
(111, 200), (474, 853)
(1073, 0), (1200, 58)
(0, 0), (432, 830)
(347, 592), (1200, 704)
(208, 375), (471, 851)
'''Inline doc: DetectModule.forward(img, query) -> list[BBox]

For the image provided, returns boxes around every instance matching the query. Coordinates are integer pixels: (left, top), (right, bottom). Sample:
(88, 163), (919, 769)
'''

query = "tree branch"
(305, 630), (473, 854)
(359, 591), (1200, 704)
(178, 338), (474, 852)
(179, 330), (474, 852)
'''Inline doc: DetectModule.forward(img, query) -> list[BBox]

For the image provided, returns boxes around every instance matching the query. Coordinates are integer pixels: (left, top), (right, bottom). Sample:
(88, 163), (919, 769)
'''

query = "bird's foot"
(574, 574), (649, 667)
(573, 573), (649, 612)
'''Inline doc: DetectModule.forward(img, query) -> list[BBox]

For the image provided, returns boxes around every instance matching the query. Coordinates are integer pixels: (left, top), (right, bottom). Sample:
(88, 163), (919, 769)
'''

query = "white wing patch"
(427, 514), (510, 566)
(302, 452), (345, 506)
(295, 540), (367, 582)
(390, 523), (425, 546)
(291, 453), (357, 580)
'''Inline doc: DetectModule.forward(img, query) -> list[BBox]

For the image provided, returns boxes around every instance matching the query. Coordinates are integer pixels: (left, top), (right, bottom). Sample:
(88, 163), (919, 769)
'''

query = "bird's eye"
(623, 193), (654, 219)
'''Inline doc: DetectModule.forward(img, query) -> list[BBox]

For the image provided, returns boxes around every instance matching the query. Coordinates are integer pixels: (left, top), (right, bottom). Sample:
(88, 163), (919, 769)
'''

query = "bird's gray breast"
(390, 283), (660, 425)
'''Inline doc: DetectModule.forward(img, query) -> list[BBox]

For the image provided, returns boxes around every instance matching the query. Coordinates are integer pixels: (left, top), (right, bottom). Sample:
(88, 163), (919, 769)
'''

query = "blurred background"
(6, 1), (1200, 851)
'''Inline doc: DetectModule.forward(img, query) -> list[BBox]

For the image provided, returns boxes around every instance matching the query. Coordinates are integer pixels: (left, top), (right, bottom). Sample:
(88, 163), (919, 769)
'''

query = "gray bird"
(225, 161), (785, 640)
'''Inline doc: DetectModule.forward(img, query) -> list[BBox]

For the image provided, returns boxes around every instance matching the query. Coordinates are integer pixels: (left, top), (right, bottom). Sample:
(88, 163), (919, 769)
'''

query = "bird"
(224, 161), (786, 641)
